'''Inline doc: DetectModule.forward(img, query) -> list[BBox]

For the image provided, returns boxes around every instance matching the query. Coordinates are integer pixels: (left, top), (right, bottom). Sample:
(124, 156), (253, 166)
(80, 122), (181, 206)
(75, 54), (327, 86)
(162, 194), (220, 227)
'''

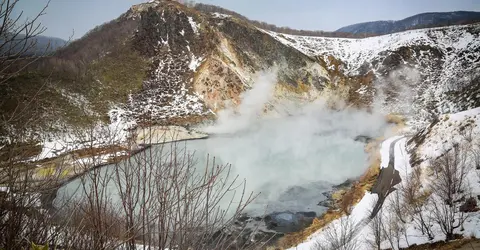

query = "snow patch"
(188, 16), (199, 35)
(212, 12), (231, 19)
(188, 55), (203, 71)
(35, 106), (136, 161)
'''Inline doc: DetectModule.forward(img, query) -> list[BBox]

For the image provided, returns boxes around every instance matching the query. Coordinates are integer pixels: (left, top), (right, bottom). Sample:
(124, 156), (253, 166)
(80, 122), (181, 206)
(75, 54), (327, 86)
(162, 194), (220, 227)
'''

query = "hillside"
(22, 35), (67, 55)
(1, 2), (480, 248)
(193, 3), (373, 38)
(336, 11), (480, 35)
(0, 0), (336, 160)
(0, 0), (478, 169)
(265, 24), (480, 125)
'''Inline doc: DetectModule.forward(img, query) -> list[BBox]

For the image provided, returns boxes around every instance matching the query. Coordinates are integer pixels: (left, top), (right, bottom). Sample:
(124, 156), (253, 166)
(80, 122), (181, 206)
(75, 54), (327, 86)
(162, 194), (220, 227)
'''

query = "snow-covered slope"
(263, 25), (478, 75)
(263, 24), (480, 123)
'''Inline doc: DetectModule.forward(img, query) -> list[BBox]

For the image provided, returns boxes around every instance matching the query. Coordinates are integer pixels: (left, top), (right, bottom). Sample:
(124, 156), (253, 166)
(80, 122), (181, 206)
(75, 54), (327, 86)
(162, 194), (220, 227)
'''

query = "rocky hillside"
(2, 2), (480, 248)
(265, 24), (480, 126)
(1, 1), (479, 160)
(2, 3), (321, 124)
(336, 11), (480, 35)
(0, 0), (337, 159)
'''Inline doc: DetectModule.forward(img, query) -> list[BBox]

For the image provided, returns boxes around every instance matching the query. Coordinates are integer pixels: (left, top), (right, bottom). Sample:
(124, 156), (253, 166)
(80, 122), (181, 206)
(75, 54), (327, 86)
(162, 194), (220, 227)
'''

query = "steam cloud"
(188, 68), (390, 215)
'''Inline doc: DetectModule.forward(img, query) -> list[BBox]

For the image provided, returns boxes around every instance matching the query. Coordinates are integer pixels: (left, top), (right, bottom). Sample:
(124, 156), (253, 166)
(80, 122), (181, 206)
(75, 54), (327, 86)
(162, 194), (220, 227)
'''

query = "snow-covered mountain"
(2, 0), (479, 176)
(264, 24), (480, 125)
(4, 1), (479, 140)
(336, 11), (480, 35)
(3, 3), (480, 248)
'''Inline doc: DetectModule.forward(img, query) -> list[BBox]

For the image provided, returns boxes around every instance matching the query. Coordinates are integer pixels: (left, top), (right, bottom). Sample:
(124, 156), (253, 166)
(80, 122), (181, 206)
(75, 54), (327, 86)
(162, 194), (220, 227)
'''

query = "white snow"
(291, 112), (480, 249)
(128, 53), (207, 122)
(262, 24), (480, 122)
(380, 135), (404, 169)
(188, 16), (199, 35)
(211, 12), (231, 19)
(419, 107), (480, 160)
(188, 55), (203, 71)
(35, 106), (135, 161)
(261, 25), (479, 76)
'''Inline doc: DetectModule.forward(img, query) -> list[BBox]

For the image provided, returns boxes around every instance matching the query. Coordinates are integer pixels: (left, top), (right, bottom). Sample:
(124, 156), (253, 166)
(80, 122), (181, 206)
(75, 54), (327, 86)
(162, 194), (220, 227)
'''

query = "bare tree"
(0, 125), (69, 249)
(52, 125), (259, 250)
(430, 143), (472, 241)
(403, 167), (435, 240)
(381, 207), (404, 250)
(314, 215), (360, 250)
(366, 199), (384, 250)
(0, 1), (74, 248)
(470, 140), (480, 182)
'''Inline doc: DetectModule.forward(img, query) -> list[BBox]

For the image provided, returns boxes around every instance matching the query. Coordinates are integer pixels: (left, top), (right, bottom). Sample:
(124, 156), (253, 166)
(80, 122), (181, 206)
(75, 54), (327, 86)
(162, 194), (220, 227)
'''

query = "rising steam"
(191, 68), (390, 214)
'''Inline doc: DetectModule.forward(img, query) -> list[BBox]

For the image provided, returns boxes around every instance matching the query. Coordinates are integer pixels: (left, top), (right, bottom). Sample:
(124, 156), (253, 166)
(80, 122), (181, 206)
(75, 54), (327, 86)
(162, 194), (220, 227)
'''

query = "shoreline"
(39, 144), (151, 211)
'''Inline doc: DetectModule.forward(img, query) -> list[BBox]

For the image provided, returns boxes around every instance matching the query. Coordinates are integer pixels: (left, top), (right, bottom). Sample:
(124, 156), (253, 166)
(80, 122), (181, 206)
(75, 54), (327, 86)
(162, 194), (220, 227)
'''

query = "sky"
(15, 0), (480, 40)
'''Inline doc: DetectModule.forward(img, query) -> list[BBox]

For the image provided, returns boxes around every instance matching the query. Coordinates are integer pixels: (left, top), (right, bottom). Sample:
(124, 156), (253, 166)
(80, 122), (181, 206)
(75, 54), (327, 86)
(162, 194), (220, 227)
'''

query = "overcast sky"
(16, 0), (480, 40)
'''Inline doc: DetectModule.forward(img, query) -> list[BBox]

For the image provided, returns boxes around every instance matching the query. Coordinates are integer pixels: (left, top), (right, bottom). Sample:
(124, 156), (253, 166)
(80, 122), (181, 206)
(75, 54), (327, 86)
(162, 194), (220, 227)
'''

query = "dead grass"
(34, 145), (130, 181)
(277, 139), (382, 248)
(277, 80), (312, 94)
(137, 114), (214, 127)
(401, 236), (479, 250)
(386, 113), (407, 127)
(0, 142), (42, 162)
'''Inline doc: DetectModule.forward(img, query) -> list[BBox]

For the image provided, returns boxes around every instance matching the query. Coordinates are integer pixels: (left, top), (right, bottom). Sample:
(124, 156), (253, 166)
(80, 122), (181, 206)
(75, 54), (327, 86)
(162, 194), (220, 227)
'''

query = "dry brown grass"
(137, 114), (214, 127)
(401, 236), (479, 250)
(277, 80), (312, 94)
(386, 113), (407, 127)
(0, 141), (42, 162)
(277, 139), (382, 249)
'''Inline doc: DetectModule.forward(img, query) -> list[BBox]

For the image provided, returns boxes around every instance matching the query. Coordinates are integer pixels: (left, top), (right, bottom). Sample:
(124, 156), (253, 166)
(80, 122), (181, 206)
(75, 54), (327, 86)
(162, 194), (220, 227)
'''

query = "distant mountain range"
(0, 35), (67, 56)
(336, 11), (480, 35)
(31, 35), (67, 54)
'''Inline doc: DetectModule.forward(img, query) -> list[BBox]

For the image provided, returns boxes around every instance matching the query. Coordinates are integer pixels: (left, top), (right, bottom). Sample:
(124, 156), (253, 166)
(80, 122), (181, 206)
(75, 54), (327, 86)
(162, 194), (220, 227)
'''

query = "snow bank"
(419, 107), (480, 160)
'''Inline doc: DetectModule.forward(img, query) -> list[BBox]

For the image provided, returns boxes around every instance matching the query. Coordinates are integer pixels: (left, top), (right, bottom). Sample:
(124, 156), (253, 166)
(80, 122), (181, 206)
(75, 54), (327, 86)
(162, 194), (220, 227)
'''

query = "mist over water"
(190, 69), (389, 215)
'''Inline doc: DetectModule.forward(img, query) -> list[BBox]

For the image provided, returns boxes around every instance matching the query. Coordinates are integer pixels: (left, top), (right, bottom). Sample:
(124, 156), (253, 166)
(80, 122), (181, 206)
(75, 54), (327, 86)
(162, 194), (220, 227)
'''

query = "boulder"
(460, 197), (479, 213)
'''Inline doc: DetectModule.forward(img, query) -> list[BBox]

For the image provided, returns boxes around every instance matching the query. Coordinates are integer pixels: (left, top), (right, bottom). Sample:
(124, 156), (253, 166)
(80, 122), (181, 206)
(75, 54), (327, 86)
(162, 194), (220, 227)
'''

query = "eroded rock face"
(120, 1), (333, 126)
(193, 57), (245, 112)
